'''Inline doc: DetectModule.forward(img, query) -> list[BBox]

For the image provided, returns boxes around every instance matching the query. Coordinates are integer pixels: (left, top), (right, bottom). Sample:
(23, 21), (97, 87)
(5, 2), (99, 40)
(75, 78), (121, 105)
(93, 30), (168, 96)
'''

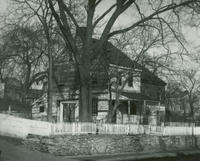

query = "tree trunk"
(107, 102), (119, 123)
(107, 72), (129, 123)
(107, 84), (120, 123)
(78, 66), (92, 122)
(189, 95), (194, 118)
(79, 83), (92, 122)
(47, 38), (53, 122)
(22, 63), (31, 105)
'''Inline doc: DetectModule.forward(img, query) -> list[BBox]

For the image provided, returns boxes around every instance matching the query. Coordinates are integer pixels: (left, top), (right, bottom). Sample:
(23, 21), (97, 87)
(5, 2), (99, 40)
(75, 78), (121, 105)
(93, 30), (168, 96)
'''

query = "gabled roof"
(55, 38), (166, 87)
(103, 41), (166, 86)
(105, 42), (140, 69)
(68, 27), (166, 86)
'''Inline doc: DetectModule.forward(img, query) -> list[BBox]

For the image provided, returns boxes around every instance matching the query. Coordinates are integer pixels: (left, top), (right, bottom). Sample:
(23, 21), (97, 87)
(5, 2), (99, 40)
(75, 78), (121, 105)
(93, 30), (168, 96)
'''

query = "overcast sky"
(0, 0), (8, 14)
(0, 0), (200, 54)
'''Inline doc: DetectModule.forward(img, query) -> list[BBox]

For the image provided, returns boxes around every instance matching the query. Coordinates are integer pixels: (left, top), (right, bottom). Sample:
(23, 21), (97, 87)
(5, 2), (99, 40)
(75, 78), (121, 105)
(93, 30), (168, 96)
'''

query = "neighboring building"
(32, 35), (166, 124)
(165, 86), (200, 122)
(0, 77), (42, 118)
(3, 77), (22, 101)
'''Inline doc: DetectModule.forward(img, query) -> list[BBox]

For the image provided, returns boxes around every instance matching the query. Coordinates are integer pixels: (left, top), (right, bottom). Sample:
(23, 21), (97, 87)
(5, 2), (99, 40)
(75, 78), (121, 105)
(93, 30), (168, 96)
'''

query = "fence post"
(50, 123), (54, 135)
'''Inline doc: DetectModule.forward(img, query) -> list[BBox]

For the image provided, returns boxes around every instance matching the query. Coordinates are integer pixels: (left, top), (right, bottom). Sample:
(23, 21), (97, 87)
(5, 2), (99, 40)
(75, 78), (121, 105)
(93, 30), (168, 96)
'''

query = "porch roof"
(121, 92), (160, 102)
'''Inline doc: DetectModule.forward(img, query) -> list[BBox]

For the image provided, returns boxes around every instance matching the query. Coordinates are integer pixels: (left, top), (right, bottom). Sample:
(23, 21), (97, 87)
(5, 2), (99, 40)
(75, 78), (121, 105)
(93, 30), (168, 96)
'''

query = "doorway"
(59, 101), (78, 122)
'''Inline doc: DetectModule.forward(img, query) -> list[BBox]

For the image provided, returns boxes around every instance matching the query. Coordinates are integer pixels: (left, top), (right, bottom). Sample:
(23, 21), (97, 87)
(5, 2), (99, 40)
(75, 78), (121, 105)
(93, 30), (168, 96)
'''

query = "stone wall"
(23, 134), (200, 156)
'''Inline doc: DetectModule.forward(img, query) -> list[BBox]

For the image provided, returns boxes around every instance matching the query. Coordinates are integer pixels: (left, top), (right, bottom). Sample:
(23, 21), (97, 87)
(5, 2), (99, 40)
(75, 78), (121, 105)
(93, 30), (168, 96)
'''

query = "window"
(39, 106), (45, 113)
(118, 72), (122, 86)
(92, 76), (98, 85)
(128, 73), (133, 87)
(130, 101), (137, 115)
(92, 98), (98, 116)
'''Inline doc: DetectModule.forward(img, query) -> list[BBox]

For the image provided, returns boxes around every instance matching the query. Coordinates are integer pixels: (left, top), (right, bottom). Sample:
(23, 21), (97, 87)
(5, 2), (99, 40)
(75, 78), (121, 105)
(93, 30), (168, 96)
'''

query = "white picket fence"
(51, 122), (97, 135)
(0, 113), (200, 138)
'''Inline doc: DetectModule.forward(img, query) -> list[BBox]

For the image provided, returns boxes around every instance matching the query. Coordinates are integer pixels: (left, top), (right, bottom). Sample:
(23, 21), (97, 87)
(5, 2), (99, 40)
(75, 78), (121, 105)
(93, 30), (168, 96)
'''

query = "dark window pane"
(39, 106), (45, 112)
(128, 73), (133, 87)
(92, 98), (98, 115)
(130, 101), (137, 114)
(92, 76), (98, 85)
(118, 78), (122, 86)
(118, 72), (122, 86)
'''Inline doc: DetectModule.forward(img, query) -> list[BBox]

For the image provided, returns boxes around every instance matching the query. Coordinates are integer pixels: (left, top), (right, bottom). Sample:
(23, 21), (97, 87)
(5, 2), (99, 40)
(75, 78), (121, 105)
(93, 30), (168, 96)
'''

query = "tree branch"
(108, 0), (197, 38)
(93, 3), (116, 28)
(59, 0), (79, 28)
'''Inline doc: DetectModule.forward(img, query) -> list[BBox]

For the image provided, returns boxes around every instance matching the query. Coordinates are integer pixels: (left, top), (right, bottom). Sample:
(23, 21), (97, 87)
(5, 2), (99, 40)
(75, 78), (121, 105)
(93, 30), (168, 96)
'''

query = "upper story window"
(109, 64), (141, 92)
(117, 71), (135, 87)
(118, 71), (122, 86)
(39, 106), (45, 113)
(128, 73), (133, 87)
(91, 74), (98, 85)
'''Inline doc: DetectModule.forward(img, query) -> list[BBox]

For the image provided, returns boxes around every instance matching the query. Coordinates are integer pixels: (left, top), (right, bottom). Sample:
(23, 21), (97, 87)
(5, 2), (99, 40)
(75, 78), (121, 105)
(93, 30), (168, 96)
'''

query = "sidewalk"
(66, 149), (200, 161)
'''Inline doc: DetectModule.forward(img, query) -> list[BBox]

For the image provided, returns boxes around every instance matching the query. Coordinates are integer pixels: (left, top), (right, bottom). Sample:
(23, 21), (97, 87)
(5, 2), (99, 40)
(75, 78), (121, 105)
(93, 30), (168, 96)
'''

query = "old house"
(32, 35), (166, 124)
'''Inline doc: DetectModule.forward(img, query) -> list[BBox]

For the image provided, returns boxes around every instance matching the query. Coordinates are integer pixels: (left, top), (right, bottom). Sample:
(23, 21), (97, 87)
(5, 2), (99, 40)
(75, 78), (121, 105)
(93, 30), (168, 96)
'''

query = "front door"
(63, 103), (76, 122)
(60, 101), (77, 122)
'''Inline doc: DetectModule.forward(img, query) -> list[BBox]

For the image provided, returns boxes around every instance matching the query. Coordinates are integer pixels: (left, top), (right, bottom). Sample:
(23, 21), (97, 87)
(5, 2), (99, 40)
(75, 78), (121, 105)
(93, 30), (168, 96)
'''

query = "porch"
(57, 98), (165, 125)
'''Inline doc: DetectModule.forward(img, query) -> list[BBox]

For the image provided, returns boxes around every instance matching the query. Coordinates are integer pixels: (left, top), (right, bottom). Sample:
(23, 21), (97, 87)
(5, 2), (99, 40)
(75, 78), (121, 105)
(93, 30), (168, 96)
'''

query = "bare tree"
(45, 0), (200, 122)
(1, 25), (47, 104)
(5, 0), (69, 121)
(179, 69), (200, 117)
(165, 51), (200, 121)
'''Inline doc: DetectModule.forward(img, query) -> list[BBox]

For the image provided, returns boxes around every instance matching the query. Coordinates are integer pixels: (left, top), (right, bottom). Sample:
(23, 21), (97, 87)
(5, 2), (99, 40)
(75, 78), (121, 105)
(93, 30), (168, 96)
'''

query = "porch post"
(142, 100), (146, 124)
(143, 100), (146, 112)
(60, 103), (63, 123)
(158, 101), (161, 125)
(128, 100), (130, 123)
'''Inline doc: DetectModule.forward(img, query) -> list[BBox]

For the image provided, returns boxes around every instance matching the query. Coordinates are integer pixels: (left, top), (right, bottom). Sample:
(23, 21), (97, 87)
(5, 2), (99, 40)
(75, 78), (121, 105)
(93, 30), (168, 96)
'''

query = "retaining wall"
(23, 134), (200, 156)
(1, 113), (200, 156)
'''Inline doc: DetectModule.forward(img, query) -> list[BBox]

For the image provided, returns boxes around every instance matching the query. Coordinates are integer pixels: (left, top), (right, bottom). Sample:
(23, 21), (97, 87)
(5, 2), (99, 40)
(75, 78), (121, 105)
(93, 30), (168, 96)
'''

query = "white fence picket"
(1, 113), (200, 137)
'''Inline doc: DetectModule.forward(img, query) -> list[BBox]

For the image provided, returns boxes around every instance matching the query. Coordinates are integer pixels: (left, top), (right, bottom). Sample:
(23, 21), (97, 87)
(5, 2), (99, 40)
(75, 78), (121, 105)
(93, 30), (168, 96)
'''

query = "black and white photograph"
(1, 0), (200, 161)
